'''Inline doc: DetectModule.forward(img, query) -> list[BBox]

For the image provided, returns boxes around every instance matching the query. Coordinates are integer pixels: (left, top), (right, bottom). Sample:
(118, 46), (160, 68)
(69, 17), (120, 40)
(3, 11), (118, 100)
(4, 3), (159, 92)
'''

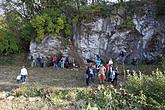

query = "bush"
(0, 29), (19, 55)
(11, 85), (147, 109)
(76, 85), (146, 109)
(119, 16), (135, 30)
(125, 69), (165, 109)
(31, 9), (71, 43)
(10, 69), (165, 110)
(160, 58), (165, 71)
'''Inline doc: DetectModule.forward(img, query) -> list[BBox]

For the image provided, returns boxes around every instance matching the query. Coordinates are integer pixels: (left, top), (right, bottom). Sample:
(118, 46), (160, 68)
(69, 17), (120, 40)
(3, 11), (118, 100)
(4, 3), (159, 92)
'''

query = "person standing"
(89, 66), (94, 82)
(52, 55), (58, 70)
(30, 55), (37, 67)
(20, 66), (28, 82)
(105, 62), (109, 81)
(95, 57), (101, 71)
(64, 56), (68, 68)
(92, 64), (97, 82)
(108, 59), (115, 82)
(131, 57), (138, 71)
(98, 64), (106, 84)
(36, 54), (41, 67)
(40, 57), (44, 68)
(86, 65), (90, 86)
(60, 57), (65, 68)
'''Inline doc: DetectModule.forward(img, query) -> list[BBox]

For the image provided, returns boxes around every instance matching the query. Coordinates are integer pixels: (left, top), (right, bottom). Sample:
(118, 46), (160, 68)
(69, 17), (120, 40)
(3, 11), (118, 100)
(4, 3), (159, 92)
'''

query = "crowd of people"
(28, 54), (71, 69)
(17, 54), (71, 83)
(86, 56), (118, 86)
(17, 54), (138, 85)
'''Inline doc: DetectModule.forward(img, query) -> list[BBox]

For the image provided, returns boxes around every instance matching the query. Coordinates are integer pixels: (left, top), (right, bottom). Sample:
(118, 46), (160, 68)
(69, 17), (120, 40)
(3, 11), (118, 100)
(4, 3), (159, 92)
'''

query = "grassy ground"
(0, 63), (161, 91)
(0, 54), (163, 110)
(0, 66), (86, 91)
(0, 65), (86, 110)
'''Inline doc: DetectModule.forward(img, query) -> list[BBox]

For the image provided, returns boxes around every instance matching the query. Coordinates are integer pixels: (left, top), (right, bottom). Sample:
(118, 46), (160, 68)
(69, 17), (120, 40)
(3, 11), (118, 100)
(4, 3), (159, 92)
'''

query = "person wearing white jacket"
(20, 66), (28, 82)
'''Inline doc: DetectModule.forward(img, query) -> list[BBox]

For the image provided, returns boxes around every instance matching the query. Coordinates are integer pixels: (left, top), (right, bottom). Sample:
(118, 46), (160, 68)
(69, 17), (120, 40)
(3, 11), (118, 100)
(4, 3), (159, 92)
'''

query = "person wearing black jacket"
(111, 67), (118, 86)
(131, 57), (138, 71)
(86, 66), (90, 86)
(85, 65), (93, 86)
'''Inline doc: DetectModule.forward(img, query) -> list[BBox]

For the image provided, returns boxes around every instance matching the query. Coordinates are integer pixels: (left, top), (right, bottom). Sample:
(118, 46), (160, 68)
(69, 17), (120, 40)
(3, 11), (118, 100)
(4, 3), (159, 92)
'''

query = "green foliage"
(76, 86), (146, 110)
(31, 15), (46, 42)
(159, 58), (165, 71)
(64, 24), (71, 37)
(1, 0), (164, 55)
(19, 22), (33, 50)
(0, 29), (19, 55)
(12, 85), (146, 109)
(119, 16), (135, 30)
(55, 17), (65, 33)
(5, 11), (23, 31)
(125, 69), (165, 109)
(0, 10), (33, 54)
(31, 8), (71, 42)
(0, 0), (142, 54)
(0, 16), (7, 29)
(11, 69), (165, 110)
(0, 52), (28, 66)
(79, 2), (113, 22)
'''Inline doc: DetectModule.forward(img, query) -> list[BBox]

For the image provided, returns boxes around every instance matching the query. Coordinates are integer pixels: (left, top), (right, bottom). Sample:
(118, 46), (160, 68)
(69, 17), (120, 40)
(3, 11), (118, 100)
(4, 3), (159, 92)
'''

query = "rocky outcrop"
(74, 4), (165, 64)
(29, 35), (78, 66)
(29, 3), (165, 64)
(29, 35), (67, 66)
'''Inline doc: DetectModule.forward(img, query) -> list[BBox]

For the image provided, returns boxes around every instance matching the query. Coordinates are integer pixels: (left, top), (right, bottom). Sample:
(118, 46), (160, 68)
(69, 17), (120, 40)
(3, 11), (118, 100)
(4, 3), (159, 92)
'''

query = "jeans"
(21, 75), (27, 82)
(54, 63), (58, 69)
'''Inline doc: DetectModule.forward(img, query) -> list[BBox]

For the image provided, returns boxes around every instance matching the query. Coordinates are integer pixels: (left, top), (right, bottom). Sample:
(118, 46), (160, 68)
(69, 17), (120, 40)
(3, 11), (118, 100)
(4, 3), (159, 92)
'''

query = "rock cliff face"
(29, 35), (77, 66)
(29, 35), (68, 66)
(30, 35), (64, 57)
(30, 3), (165, 64)
(74, 4), (165, 64)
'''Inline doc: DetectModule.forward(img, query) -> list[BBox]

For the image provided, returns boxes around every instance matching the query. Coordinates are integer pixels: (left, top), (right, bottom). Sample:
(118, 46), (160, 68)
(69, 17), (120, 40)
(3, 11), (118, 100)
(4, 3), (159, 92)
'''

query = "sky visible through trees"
(0, 0), (130, 15)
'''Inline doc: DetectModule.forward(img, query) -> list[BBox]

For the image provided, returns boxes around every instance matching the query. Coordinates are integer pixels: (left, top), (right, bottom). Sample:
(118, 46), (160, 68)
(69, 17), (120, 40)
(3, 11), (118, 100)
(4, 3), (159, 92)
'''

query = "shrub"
(119, 16), (135, 30)
(76, 85), (146, 109)
(10, 70), (165, 110)
(31, 9), (72, 43)
(160, 58), (165, 71)
(0, 29), (19, 55)
(125, 69), (165, 109)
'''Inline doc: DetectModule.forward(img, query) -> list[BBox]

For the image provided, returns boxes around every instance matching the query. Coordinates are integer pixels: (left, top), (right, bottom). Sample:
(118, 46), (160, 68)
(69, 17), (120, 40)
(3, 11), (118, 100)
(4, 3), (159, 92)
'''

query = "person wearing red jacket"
(52, 55), (58, 70)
